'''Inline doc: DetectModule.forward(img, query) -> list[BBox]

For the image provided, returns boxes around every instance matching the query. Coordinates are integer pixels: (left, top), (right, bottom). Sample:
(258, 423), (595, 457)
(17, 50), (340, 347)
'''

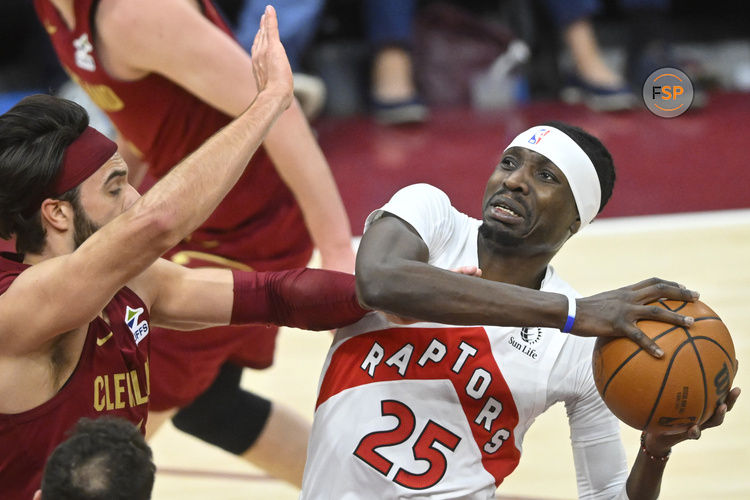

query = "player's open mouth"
(488, 197), (525, 224)
(493, 203), (519, 217)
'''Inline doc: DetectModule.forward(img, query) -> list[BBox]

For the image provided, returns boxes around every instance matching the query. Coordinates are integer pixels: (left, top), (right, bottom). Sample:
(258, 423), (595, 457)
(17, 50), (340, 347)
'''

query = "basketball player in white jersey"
(301, 122), (740, 499)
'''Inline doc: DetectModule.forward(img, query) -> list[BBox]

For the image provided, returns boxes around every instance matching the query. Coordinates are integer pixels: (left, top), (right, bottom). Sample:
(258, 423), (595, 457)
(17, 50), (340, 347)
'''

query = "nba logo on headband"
(505, 126), (601, 229)
(527, 129), (550, 145)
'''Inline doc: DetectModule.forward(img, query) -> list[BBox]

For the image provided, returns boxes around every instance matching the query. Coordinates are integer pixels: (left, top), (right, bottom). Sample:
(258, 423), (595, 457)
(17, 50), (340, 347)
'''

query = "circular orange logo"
(642, 67), (694, 118)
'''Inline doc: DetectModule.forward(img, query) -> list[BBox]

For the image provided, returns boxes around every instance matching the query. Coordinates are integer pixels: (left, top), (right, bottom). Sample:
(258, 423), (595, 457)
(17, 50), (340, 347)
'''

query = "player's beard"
(70, 197), (101, 249)
(478, 221), (524, 248)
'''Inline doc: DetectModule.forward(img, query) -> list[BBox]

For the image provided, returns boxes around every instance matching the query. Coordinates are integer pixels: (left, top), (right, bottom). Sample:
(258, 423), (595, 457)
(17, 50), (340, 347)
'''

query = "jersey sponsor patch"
(125, 306), (149, 345)
(508, 327), (545, 359)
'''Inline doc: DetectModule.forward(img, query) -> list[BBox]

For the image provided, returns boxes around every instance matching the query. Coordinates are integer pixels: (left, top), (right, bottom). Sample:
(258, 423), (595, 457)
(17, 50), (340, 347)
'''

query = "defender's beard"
(71, 198), (101, 249)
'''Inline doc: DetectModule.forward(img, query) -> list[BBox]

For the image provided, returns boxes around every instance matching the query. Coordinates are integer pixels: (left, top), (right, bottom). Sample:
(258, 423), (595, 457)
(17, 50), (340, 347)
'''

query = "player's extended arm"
(0, 7), (292, 353)
(356, 215), (697, 352)
(135, 258), (367, 332)
(97, 0), (354, 272)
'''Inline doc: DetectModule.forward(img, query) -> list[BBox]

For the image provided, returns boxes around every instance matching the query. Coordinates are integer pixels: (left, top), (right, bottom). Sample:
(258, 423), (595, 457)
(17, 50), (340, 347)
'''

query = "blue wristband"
(562, 296), (576, 333)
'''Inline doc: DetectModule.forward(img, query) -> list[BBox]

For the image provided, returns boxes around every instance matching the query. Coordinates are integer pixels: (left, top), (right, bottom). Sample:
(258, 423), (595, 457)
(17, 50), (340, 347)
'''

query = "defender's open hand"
(250, 6), (293, 109)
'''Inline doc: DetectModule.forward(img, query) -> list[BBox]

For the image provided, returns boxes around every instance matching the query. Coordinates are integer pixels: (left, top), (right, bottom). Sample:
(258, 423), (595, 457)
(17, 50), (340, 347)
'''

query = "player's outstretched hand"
(573, 277), (699, 357)
(250, 5), (293, 110)
(643, 386), (740, 456)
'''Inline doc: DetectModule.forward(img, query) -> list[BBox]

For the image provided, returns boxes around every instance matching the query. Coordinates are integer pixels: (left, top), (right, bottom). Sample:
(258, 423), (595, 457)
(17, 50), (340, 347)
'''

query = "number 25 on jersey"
(353, 399), (462, 490)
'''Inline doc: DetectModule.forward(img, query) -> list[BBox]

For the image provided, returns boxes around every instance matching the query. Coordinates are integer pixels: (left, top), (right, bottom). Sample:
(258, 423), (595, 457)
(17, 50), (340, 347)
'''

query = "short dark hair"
(0, 94), (89, 254)
(40, 417), (155, 500)
(540, 121), (616, 213)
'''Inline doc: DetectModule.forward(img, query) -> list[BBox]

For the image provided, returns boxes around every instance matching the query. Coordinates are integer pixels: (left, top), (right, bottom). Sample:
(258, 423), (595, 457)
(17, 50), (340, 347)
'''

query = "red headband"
(50, 126), (118, 197)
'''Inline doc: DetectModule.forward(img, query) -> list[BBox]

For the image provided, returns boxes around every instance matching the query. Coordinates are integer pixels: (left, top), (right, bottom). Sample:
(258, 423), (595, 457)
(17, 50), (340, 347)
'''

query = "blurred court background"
(1, 0), (748, 498)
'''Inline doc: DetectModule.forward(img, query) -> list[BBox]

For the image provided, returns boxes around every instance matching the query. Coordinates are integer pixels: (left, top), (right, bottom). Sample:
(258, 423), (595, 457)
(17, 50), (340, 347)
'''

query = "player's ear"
(33, 489), (42, 500)
(39, 198), (73, 232)
(569, 217), (581, 236)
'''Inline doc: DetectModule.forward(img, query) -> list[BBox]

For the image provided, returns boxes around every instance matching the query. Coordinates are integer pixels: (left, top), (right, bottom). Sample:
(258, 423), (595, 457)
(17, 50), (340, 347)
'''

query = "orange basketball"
(592, 300), (737, 433)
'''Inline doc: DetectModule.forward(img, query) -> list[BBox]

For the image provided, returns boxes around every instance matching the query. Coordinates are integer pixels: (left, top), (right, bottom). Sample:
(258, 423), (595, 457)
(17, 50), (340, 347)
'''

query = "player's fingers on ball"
(726, 387), (741, 411)
(629, 277), (662, 290)
(630, 277), (681, 291)
(637, 282), (696, 303)
(688, 425), (702, 439)
(702, 405), (727, 429)
(628, 328), (664, 358)
(645, 305), (694, 327)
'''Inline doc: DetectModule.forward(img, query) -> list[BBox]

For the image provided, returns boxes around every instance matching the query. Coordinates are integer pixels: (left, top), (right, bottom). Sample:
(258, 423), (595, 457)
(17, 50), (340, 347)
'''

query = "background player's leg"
(170, 362), (308, 487)
(240, 399), (310, 487)
(146, 409), (178, 440)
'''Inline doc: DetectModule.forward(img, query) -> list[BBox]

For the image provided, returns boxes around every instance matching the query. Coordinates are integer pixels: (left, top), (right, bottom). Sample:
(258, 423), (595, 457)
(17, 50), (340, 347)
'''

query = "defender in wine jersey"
(34, 0), (356, 485)
(0, 255), (151, 499)
(301, 124), (740, 499)
(0, 16), (367, 498)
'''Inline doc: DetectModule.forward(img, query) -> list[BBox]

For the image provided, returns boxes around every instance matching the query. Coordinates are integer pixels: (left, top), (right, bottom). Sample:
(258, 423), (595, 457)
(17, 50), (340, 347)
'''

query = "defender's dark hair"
(40, 417), (155, 500)
(540, 121), (616, 213)
(0, 94), (89, 254)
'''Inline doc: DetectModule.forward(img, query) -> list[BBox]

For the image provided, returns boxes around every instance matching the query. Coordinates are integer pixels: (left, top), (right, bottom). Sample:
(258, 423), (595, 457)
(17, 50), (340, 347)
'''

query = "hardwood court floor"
(150, 210), (750, 500)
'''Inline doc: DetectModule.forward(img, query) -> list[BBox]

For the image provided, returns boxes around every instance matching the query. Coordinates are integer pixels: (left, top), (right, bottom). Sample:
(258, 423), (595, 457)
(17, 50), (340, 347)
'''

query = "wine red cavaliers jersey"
(0, 254), (151, 499)
(34, 0), (314, 402)
(33, 0), (312, 269)
(301, 185), (629, 499)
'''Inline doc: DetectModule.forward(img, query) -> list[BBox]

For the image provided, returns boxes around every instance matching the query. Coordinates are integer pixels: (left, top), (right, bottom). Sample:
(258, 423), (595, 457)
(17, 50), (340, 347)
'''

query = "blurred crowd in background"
(1, 0), (749, 124)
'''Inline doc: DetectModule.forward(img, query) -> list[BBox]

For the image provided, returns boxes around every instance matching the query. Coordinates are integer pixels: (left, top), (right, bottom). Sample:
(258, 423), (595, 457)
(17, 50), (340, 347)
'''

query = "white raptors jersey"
(301, 184), (629, 500)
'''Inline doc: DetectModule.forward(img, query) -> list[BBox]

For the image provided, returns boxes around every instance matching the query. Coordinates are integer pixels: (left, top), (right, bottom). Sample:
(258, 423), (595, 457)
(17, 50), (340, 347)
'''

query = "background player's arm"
(115, 132), (149, 189)
(96, 0), (355, 272)
(356, 214), (697, 347)
(0, 7), (292, 354)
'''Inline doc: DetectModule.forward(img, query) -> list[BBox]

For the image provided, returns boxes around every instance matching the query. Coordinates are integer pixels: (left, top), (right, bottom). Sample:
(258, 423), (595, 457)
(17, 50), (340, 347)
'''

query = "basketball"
(592, 299), (737, 433)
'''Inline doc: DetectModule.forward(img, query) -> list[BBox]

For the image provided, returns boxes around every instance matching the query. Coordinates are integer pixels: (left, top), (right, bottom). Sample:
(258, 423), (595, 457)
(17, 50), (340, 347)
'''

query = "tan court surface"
(150, 210), (750, 500)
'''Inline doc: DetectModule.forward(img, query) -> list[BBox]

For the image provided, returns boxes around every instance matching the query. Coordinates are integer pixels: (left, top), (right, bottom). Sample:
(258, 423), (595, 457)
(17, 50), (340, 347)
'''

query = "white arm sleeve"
(549, 337), (631, 500)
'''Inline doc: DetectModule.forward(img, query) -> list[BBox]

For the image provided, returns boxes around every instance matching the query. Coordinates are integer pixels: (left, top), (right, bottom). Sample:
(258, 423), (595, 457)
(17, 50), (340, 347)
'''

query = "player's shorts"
(148, 222), (313, 411)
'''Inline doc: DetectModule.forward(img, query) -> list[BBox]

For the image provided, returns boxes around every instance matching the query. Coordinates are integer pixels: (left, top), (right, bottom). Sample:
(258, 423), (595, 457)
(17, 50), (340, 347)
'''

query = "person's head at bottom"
(33, 417), (155, 500)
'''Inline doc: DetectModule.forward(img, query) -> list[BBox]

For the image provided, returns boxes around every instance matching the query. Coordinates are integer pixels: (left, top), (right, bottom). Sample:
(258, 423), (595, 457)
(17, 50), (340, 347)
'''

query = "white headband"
(505, 126), (601, 228)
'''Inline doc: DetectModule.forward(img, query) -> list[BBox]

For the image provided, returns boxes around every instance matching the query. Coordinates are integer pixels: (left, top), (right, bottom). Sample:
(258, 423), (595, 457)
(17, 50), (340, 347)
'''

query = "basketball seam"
(683, 326), (709, 426)
(689, 335), (735, 367)
(600, 316), (721, 398)
(643, 335), (696, 430)
(658, 299), (687, 312)
(690, 334), (737, 416)
(600, 326), (682, 398)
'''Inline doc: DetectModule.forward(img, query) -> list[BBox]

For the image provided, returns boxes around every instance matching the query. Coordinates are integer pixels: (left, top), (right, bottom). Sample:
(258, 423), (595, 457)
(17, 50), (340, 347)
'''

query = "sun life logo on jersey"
(508, 327), (542, 359)
(125, 306), (149, 345)
(73, 33), (96, 71)
(519, 327), (542, 344)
